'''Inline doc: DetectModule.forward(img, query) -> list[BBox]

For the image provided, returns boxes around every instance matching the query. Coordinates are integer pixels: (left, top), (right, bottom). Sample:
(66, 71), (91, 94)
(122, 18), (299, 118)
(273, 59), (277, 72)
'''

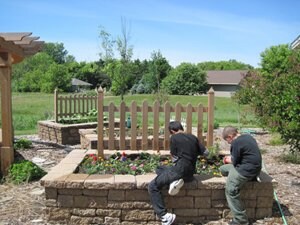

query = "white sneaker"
(168, 178), (184, 196)
(161, 213), (176, 225)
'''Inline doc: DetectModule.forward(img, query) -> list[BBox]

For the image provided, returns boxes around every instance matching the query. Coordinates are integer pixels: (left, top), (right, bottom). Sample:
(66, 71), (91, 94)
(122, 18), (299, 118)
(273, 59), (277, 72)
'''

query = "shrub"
(14, 138), (32, 150)
(279, 153), (300, 164)
(7, 160), (47, 184)
(269, 133), (284, 146)
(234, 46), (300, 153)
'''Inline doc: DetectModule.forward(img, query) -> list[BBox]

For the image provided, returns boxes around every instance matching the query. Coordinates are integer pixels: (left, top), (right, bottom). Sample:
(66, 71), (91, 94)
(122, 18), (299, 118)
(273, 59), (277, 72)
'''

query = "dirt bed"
(0, 133), (299, 225)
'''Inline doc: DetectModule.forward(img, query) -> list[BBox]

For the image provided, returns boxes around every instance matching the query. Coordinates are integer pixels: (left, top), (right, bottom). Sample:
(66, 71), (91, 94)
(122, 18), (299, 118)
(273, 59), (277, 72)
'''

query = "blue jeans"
(220, 164), (253, 224)
(148, 166), (183, 217)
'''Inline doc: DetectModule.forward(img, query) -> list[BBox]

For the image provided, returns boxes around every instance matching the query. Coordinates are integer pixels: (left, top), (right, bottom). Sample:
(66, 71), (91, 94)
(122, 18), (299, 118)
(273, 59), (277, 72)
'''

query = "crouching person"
(148, 121), (209, 225)
(220, 126), (262, 225)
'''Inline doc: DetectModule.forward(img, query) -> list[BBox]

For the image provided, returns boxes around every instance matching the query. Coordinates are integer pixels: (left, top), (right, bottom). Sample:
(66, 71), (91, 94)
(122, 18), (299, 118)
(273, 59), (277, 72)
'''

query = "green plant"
(279, 152), (300, 164)
(14, 138), (32, 150)
(269, 133), (284, 146)
(78, 152), (223, 177)
(7, 160), (47, 184)
(234, 46), (300, 153)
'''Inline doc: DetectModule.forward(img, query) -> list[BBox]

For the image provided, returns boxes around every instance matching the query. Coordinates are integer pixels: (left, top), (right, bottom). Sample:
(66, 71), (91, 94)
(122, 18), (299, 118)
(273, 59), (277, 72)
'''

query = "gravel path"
(0, 133), (299, 225)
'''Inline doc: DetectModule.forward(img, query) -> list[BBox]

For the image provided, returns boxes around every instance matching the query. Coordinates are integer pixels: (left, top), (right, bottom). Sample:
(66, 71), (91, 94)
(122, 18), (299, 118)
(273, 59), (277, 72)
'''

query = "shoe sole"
(168, 179), (184, 196)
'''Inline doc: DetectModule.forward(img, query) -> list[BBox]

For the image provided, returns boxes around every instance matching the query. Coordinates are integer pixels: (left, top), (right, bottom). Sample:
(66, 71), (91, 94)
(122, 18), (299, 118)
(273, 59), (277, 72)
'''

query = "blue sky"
(2, 0), (300, 67)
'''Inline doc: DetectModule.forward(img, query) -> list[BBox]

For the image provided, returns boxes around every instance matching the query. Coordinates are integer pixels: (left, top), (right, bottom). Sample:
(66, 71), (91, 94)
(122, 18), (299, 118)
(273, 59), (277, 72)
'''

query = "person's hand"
(223, 155), (232, 164)
(203, 149), (209, 158)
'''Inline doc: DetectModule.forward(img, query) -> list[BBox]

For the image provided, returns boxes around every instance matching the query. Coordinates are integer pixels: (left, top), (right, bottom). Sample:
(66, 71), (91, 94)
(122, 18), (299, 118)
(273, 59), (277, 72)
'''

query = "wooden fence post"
(0, 52), (14, 175)
(54, 89), (58, 122)
(207, 87), (215, 147)
(97, 87), (104, 158)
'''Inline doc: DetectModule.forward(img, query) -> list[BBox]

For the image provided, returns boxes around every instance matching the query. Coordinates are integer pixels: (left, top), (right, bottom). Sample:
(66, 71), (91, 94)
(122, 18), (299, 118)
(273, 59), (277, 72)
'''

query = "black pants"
(148, 165), (193, 217)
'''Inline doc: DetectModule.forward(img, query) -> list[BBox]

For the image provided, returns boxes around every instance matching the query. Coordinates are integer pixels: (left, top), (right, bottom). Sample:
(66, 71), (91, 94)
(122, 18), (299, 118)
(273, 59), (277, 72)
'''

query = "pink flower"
(131, 165), (137, 171)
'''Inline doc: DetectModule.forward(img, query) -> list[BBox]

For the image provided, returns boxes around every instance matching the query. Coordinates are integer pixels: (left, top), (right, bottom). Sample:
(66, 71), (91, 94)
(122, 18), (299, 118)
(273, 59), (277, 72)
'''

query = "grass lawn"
(0, 92), (256, 135)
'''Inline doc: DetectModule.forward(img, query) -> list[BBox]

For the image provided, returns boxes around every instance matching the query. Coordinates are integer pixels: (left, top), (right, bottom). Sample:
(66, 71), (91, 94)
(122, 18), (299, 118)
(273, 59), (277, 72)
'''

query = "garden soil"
(0, 131), (299, 225)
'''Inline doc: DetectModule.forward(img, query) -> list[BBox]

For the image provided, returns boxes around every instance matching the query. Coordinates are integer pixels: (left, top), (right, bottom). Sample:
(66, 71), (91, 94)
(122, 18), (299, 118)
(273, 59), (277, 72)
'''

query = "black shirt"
(170, 132), (206, 176)
(231, 134), (262, 178)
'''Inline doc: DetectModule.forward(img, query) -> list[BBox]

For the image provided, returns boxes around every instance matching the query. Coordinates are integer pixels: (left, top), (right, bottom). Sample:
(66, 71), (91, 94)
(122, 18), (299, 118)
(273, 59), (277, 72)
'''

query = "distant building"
(291, 35), (300, 49)
(71, 78), (92, 92)
(206, 70), (248, 97)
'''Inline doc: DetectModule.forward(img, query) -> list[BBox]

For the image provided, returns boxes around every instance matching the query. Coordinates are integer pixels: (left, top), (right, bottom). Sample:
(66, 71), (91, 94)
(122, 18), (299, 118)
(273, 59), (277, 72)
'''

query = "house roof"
(71, 78), (92, 86)
(291, 35), (300, 49)
(206, 70), (248, 85)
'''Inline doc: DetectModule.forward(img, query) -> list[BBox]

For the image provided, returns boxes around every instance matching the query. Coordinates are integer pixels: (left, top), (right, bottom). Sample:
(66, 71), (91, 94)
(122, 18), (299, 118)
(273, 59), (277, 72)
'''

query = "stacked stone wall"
(41, 150), (276, 224)
(38, 121), (98, 145)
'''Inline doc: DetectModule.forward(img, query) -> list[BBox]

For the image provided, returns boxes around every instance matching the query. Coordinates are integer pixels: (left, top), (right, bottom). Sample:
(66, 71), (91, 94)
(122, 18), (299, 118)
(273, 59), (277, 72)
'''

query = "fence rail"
(54, 89), (98, 122)
(97, 87), (215, 157)
(54, 88), (215, 156)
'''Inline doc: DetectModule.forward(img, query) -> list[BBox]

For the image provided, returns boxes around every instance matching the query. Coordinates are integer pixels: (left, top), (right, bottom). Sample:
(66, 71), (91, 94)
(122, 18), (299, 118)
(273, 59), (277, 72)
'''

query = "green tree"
(42, 42), (70, 64)
(12, 52), (55, 92)
(148, 50), (172, 93)
(98, 26), (115, 61)
(99, 18), (134, 99)
(161, 63), (208, 95)
(234, 45), (300, 152)
(259, 44), (292, 76)
(40, 63), (71, 93)
(197, 59), (253, 70)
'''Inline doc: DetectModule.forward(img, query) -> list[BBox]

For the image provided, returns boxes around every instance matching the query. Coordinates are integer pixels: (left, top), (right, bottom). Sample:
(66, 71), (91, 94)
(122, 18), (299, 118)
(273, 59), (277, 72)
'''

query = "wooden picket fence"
(96, 87), (215, 157)
(54, 89), (98, 122)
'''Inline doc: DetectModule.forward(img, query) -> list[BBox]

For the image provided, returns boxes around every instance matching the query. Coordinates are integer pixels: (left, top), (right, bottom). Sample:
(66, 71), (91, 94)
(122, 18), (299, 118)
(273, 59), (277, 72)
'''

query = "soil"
(0, 132), (299, 225)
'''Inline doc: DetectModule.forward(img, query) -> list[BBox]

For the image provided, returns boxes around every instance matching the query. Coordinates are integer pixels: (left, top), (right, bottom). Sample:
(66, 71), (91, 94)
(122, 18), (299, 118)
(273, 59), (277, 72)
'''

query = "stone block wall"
(41, 149), (276, 225)
(38, 120), (98, 145)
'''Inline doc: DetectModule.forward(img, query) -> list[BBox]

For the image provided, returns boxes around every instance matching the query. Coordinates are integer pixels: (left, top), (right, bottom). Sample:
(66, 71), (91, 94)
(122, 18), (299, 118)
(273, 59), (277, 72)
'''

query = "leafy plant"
(269, 133), (284, 146)
(279, 152), (300, 164)
(14, 138), (32, 150)
(234, 46), (300, 153)
(78, 152), (223, 176)
(7, 160), (47, 184)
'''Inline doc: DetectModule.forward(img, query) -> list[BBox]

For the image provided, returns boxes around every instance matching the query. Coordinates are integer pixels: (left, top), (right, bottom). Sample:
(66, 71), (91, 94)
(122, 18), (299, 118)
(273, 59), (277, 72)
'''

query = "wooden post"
(119, 101), (126, 150)
(153, 101), (160, 151)
(164, 102), (171, 150)
(207, 87), (215, 147)
(54, 89), (58, 122)
(130, 101), (137, 150)
(97, 87), (104, 158)
(0, 52), (14, 175)
(142, 101), (148, 150)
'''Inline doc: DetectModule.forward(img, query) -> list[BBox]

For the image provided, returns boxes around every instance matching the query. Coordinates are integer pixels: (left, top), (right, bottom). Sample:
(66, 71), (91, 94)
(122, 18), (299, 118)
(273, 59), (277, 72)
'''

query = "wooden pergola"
(0, 32), (44, 175)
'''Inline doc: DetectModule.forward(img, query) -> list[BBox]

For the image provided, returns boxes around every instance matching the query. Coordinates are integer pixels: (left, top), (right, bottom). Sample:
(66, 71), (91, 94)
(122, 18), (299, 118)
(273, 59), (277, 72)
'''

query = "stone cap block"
(136, 174), (156, 189)
(84, 174), (115, 189)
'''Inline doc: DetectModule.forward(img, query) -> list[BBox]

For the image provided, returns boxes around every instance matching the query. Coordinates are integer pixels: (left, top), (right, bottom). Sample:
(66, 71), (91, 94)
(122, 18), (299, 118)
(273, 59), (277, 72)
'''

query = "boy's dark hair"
(168, 121), (184, 132)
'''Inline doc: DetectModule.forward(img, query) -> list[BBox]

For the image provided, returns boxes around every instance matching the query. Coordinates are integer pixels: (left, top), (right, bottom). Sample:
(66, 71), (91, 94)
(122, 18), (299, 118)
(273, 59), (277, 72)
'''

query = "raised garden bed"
(41, 149), (277, 224)
(38, 120), (120, 145)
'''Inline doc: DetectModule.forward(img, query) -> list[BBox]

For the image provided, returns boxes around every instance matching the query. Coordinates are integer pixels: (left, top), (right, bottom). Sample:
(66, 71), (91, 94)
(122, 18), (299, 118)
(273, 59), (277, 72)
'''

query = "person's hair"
(222, 126), (238, 139)
(168, 121), (184, 133)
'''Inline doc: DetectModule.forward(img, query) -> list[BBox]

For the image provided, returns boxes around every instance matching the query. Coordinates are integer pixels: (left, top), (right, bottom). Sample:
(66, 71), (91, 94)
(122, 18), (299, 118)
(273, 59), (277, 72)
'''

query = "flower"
(121, 151), (127, 161)
(131, 165), (137, 171)
(79, 152), (222, 177)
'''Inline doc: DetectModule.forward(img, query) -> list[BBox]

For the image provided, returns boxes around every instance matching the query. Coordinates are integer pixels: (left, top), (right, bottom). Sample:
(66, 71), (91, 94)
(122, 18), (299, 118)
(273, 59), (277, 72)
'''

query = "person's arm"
(169, 136), (179, 163)
(230, 144), (241, 166)
(198, 140), (209, 157)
